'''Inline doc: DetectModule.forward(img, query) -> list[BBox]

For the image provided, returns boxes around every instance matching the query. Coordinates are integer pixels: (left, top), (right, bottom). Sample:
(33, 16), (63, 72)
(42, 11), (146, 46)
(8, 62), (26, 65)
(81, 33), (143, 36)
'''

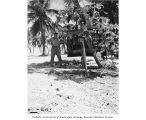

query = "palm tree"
(28, 0), (59, 56)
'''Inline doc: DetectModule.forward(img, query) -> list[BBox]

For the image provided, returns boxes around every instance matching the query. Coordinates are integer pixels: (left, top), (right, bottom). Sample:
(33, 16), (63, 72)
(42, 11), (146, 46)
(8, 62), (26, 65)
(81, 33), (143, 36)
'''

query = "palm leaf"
(31, 19), (41, 37)
(32, 37), (40, 47)
(44, 0), (51, 9)
(28, 12), (36, 19)
(28, 18), (35, 24)
(64, 0), (73, 6)
(28, 4), (36, 12)
(43, 19), (55, 33)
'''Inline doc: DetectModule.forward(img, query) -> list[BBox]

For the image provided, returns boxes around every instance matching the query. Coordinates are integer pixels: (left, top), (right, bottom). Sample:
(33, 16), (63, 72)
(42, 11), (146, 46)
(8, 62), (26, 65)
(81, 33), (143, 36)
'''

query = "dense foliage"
(58, 0), (119, 59)
(28, 0), (119, 60)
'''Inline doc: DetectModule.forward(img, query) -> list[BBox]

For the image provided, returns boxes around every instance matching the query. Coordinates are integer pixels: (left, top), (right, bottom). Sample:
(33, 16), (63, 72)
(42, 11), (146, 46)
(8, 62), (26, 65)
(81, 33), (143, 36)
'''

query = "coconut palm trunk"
(42, 35), (46, 56)
(42, 29), (46, 56)
(40, 23), (46, 56)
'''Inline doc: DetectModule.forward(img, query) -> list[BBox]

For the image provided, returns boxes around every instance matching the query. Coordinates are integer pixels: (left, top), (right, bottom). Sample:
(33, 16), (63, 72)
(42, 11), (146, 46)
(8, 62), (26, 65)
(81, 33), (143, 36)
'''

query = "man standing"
(48, 33), (62, 67)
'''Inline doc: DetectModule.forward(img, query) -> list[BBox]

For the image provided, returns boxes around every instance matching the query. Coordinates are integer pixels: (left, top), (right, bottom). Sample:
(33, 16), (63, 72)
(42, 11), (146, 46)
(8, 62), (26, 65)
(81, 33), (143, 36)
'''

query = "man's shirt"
(48, 37), (64, 47)
(49, 37), (60, 47)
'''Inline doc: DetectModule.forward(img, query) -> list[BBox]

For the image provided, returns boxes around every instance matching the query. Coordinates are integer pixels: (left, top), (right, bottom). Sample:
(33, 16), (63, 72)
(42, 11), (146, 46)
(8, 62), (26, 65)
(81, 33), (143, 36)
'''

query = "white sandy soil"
(28, 55), (118, 114)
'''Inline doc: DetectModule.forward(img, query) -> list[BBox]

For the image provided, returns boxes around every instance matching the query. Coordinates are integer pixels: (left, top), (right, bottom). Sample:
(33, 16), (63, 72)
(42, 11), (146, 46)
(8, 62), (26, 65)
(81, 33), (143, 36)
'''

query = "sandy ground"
(28, 55), (118, 114)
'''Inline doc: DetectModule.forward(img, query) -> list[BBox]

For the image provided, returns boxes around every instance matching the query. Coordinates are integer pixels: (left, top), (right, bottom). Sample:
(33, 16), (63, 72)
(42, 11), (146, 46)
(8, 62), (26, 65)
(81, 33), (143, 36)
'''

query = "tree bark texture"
(86, 37), (102, 68)
(72, 0), (102, 68)
(80, 38), (87, 72)
(41, 27), (46, 56)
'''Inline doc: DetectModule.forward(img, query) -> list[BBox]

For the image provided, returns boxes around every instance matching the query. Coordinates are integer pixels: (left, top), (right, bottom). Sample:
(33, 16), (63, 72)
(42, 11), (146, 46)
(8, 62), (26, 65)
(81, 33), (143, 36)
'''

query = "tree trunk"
(86, 38), (102, 68)
(104, 37), (108, 60)
(80, 38), (87, 72)
(41, 28), (46, 56)
(72, 0), (102, 68)
(93, 50), (102, 67)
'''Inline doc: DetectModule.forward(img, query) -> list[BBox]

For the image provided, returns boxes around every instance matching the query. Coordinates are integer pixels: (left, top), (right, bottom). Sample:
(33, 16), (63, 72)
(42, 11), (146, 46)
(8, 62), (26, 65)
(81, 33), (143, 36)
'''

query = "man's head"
(54, 33), (58, 38)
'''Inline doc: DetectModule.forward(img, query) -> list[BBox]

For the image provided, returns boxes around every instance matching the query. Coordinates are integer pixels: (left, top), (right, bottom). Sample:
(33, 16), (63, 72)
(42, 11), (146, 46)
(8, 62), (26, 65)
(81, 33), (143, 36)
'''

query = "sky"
(49, 0), (65, 10)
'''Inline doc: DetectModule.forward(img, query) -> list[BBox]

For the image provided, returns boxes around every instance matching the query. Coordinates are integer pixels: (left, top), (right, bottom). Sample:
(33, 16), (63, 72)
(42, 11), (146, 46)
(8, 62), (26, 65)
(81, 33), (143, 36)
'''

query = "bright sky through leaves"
(49, 0), (91, 22)
(49, 0), (65, 10)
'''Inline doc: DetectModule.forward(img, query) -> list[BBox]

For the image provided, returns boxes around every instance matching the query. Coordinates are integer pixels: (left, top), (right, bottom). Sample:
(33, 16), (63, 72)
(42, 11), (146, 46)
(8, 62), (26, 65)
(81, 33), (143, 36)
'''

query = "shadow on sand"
(28, 59), (118, 84)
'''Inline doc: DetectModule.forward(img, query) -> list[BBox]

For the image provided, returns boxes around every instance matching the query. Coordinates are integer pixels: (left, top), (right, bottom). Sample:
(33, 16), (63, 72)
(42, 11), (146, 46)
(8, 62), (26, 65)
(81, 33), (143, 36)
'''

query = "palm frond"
(27, 0), (39, 11)
(28, 12), (36, 19)
(43, 19), (55, 33)
(32, 37), (41, 47)
(28, 5), (35, 11)
(31, 19), (41, 37)
(44, 0), (51, 9)
(28, 18), (36, 24)
(64, 0), (73, 6)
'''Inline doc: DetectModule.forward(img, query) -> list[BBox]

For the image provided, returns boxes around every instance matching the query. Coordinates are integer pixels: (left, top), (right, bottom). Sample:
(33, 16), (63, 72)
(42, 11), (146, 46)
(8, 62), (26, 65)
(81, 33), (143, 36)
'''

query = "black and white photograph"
(2, 0), (146, 120)
(27, 0), (119, 115)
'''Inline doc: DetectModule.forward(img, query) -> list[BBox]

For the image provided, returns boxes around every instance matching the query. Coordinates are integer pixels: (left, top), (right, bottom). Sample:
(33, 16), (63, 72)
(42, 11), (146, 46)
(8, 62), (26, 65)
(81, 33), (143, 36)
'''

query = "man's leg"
(50, 47), (55, 66)
(56, 47), (62, 66)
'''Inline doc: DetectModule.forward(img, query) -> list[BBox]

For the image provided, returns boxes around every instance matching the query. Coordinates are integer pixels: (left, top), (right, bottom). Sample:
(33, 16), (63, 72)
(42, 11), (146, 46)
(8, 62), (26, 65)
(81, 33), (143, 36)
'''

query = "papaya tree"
(63, 0), (103, 68)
